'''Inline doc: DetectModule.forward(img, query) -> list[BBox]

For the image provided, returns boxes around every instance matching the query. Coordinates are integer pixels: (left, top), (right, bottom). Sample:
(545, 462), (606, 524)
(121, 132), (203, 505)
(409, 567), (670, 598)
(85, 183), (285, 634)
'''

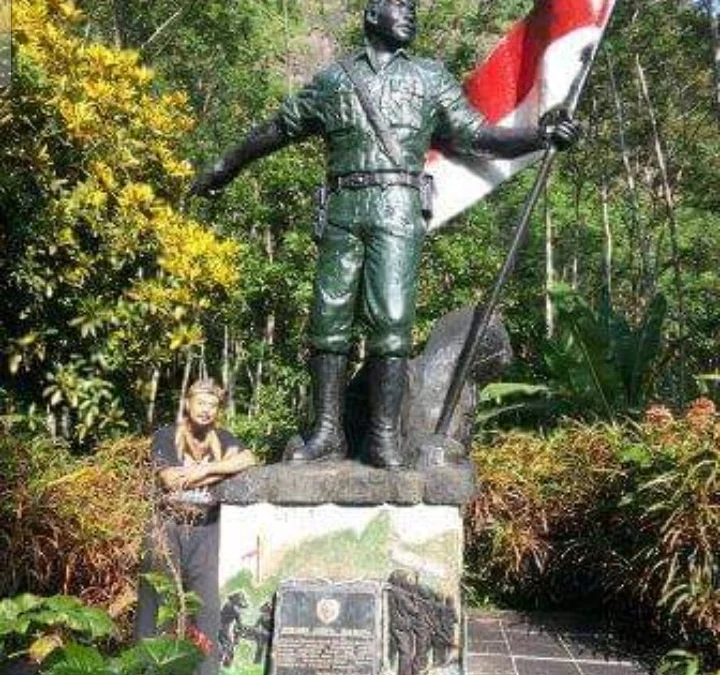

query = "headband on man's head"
(366, 0), (417, 11)
(186, 378), (225, 401)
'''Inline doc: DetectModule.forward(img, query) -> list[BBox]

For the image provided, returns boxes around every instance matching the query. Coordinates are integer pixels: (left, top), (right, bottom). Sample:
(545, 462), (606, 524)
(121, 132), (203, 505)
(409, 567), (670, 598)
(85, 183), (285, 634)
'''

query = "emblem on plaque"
(316, 597), (341, 624)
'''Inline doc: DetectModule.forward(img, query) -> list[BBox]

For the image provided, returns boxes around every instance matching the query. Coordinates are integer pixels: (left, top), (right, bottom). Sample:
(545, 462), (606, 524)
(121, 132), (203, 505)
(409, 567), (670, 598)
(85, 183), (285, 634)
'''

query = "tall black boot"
(289, 352), (348, 462)
(366, 356), (407, 469)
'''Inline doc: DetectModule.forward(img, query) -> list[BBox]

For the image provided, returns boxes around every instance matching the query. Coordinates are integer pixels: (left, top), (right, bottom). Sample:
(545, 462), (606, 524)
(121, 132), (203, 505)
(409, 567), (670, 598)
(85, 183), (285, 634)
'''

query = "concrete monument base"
(216, 461), (474, 675)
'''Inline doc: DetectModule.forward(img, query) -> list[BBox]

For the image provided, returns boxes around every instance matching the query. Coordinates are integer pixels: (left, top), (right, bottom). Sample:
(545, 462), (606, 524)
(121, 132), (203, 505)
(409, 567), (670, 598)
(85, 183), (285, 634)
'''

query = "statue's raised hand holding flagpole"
(434, 5), (619, 438)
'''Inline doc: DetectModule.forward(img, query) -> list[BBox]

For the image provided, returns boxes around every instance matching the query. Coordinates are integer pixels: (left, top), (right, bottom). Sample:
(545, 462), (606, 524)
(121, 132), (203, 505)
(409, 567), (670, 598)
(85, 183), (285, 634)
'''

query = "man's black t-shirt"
(152, 424), (244, 507)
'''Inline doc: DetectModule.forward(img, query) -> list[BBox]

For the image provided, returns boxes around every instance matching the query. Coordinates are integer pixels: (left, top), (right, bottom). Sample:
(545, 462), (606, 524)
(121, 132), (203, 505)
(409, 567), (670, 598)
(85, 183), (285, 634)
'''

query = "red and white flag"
(427, 0), (617, 230)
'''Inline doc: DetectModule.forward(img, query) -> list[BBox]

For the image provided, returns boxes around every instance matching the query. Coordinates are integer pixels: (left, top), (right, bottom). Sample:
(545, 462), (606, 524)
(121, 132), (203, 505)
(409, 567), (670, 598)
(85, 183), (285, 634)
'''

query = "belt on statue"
(327, 171), (426, 191)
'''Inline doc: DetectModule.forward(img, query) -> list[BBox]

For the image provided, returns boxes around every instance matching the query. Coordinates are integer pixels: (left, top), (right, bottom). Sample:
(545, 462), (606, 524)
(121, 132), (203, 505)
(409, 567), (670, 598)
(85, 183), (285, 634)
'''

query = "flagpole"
(434, 3), (617, 437)
(434, 145), (557, 436)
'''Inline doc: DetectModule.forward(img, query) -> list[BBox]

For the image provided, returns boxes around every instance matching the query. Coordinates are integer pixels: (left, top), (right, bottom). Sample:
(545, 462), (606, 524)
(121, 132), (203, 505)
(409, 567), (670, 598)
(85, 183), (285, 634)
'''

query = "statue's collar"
(359, 42), (409, 73)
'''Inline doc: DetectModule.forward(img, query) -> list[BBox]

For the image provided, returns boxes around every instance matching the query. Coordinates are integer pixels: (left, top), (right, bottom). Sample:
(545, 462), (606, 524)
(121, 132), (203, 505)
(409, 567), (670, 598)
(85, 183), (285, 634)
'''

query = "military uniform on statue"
(189, 0), (579, 469)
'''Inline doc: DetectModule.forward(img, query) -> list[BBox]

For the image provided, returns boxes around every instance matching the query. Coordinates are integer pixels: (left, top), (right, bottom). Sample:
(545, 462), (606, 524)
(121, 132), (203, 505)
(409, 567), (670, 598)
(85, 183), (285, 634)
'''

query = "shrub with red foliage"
(467, 403), (719, 665)
(0, 435), (154, 634)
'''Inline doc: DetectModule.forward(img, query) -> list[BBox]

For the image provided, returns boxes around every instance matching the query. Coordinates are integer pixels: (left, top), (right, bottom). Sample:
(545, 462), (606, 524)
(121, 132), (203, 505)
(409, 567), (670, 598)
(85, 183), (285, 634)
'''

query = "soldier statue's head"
(364, 0), (417, 48)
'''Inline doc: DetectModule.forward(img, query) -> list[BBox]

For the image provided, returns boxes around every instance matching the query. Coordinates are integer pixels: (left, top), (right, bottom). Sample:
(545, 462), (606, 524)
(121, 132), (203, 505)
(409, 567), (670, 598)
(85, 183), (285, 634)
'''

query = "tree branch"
(141, 0), (197, 53)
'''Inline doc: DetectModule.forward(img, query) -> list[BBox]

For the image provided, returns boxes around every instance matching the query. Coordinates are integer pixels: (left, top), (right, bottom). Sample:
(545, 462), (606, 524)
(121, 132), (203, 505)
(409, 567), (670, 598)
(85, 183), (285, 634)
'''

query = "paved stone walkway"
(467, 611), (653, 675)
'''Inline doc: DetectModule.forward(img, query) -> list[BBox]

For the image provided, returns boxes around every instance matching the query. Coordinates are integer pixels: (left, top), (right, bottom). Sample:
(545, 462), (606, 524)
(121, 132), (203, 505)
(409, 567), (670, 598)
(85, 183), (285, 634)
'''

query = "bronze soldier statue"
(190, 0), (579, 468)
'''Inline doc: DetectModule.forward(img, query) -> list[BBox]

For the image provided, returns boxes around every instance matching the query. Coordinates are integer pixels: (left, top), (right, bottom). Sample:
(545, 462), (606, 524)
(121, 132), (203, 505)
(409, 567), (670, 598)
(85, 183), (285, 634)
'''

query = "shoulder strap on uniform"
(339, 57), (404, 167)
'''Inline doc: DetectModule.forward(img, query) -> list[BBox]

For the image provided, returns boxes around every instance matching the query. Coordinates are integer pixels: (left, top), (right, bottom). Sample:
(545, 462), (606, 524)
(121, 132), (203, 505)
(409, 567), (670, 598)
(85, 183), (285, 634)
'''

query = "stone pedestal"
(216, 461), (474, 675)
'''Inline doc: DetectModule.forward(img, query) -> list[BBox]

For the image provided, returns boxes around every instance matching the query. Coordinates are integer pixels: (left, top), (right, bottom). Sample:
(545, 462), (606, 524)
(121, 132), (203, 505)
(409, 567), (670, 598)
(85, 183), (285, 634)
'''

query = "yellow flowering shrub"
(2, 0), (242, 439)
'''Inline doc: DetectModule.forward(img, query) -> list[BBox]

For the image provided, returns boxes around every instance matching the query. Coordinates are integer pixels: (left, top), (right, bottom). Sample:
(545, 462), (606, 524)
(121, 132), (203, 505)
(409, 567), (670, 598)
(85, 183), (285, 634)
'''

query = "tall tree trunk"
(111, 0), (127, 48)
(635, 55), (687, 403)
(250, 227), (277, 417)
(146, 367), (160, 430)
(283, 0), (292, 91)
(177, 351), (192, 423)
(140, 2), (197, 53)
(606, 48), (644, 297)
(600, 179), (613, 301)
(223, 325), (236, 422)
(705, 0), (720, 122)
(250, 314), (276, 417)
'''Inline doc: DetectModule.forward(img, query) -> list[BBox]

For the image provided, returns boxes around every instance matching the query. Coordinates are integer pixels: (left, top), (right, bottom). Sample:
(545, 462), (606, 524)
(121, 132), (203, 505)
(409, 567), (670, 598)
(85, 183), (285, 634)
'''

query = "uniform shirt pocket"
(382, 76), (425, 130)
(324, 89), (357, 133)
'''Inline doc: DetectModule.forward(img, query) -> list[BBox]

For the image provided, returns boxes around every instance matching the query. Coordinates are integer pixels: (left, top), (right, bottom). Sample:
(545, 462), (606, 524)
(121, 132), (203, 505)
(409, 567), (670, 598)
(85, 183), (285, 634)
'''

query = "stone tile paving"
(466, 611), (653, 675)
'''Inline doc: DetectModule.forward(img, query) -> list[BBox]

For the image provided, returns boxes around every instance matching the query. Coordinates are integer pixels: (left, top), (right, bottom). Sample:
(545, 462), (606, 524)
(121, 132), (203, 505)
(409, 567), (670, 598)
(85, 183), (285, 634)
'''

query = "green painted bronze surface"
(280, 49), (484, 356)
(279, 49), (484, 175)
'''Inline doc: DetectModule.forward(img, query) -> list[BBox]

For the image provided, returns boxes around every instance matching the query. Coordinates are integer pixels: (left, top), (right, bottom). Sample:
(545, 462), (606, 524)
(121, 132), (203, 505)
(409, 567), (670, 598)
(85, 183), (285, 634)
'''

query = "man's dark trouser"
(136, 516), (220, 675)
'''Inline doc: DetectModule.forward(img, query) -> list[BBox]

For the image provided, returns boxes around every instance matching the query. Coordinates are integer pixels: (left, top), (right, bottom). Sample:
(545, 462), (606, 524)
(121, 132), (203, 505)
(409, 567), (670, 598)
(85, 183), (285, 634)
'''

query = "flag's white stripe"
(426, 26), (603, 230)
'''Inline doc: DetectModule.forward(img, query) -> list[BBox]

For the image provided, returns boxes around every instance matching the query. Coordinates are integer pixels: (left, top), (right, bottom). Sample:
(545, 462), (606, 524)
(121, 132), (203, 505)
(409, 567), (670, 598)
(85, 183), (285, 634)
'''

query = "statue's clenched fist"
(539, 108), (582, 151)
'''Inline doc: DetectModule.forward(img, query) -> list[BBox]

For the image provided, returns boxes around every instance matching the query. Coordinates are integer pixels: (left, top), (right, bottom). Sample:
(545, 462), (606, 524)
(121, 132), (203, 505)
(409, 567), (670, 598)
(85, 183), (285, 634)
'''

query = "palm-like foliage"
(543, 284), (667, 418)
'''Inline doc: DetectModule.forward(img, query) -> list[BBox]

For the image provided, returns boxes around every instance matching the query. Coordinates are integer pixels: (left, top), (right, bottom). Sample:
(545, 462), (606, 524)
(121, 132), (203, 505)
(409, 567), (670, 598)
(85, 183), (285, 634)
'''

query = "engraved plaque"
(271, 579), (382, 675)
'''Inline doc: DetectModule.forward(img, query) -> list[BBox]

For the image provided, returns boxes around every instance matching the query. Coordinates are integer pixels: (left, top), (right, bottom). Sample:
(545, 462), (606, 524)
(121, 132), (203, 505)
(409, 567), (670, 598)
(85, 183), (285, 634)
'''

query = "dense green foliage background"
(2, 0), (718, 450)
(1, 0), (719, 670)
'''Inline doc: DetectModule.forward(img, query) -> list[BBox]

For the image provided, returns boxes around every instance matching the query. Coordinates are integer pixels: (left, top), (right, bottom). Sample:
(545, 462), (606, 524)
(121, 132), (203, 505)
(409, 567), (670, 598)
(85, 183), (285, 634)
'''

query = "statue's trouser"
(135, 513), (220, 675)
(300, 185), (423, 467)
(309, 185), (425, 357)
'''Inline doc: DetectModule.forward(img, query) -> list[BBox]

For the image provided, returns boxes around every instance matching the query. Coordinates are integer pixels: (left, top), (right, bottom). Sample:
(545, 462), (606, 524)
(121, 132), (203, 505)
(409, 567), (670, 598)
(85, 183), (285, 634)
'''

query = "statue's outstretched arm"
(470, 125), (547, 158)
(435, 66), (580, 160)
(189, 117), (290, 197)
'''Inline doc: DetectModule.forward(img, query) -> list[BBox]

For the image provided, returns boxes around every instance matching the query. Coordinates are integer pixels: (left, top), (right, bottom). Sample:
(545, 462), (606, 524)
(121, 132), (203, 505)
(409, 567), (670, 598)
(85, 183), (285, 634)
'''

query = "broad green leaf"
(0, 594), (44, 636)
(479, 382), (550, 403)
(117, 638), (203, 675)
(624, 294), (667, 406)
(34, 597), (114, 639)
(41, 643), (110, 675)
(547, 285), (625, 417)
(0, 594), (44, 617)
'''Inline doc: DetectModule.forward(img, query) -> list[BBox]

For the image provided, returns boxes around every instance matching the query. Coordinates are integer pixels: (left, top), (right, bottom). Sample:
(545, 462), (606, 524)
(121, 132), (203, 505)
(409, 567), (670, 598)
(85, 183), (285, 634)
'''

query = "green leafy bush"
(1, 0), (242, 444)
(0, 593), (203, 674)
(467, 398), (719, 666)
(542, 284), (667, 419)
(0, 594), (114, 663)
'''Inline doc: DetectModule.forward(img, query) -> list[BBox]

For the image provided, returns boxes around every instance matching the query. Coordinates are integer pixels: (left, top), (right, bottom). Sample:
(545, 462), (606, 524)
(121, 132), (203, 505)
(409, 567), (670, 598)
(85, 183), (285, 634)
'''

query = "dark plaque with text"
(270, 579), (382, 675)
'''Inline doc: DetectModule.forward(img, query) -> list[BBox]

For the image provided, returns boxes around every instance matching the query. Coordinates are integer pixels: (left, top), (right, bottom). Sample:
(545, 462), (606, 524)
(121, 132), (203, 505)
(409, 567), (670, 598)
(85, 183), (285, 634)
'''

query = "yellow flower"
(118, 183), (155, 209)
(55, 0), (83, 23)
(83, 79), (114, 101)
(90, 161), (116, 190)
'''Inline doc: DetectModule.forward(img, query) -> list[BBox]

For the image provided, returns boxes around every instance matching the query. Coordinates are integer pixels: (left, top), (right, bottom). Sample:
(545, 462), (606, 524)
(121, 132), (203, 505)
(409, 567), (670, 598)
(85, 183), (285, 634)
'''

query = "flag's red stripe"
(464, 0), (605, 123)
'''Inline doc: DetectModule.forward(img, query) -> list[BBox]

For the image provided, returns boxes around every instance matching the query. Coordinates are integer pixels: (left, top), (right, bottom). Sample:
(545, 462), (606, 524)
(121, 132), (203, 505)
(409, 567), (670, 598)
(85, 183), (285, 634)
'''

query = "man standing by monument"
(136, 379), (256, 675)
(190, 0), (579, 469)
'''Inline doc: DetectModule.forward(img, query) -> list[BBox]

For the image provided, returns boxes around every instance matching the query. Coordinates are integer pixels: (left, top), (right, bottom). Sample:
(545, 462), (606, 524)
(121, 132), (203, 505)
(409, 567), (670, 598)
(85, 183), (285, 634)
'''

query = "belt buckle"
(354, 173), (371, 188)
